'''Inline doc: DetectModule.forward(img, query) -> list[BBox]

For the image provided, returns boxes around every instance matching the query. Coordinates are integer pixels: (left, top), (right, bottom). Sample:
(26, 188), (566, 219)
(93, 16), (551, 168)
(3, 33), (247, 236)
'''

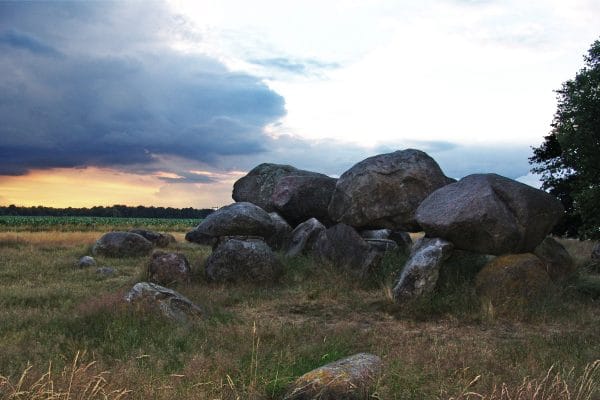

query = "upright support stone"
(392, 237), (454, 302)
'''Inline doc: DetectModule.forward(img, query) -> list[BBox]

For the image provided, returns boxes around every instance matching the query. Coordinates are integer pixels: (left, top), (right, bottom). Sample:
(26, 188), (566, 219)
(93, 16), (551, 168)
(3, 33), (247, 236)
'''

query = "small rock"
(129, 229), (174, 247)
(286, 218), (326, 258)
(393, 237), (454, 302)
(92, 231), (154, 258)
(77, 256), (96, 268)
(533, 237), (576, 282)
(284, 353), (382, 400)
(205, 237), (283, 283)
(124, 282), (205, 323)
(147, 251), (191, 286)
(96, 267), (116, 276)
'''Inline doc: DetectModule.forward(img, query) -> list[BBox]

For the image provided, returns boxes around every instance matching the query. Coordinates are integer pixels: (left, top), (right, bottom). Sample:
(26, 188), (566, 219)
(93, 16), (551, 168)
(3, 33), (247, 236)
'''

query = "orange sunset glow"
(0, 167), (241, 208)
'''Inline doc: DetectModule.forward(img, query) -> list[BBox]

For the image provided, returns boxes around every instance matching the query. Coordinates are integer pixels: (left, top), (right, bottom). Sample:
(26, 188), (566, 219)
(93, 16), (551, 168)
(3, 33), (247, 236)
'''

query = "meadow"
(0, 220), (598, 399)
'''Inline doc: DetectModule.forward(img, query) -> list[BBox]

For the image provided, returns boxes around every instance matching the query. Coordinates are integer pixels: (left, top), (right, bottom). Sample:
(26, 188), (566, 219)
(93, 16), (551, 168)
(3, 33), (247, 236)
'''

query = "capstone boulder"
(185, 202), (275, 245)
(328, 149), (453, 231)
(232, 163), (332, 212)
(416, 173), (564, 255)
(271, 174), (337, 226)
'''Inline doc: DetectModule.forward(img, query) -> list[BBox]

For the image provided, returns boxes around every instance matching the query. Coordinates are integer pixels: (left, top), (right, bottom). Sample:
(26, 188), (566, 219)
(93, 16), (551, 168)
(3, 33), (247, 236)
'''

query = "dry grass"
(0, 231), (598, 399)
(449, 360), (599, 400)
(0, 352), (131, 399)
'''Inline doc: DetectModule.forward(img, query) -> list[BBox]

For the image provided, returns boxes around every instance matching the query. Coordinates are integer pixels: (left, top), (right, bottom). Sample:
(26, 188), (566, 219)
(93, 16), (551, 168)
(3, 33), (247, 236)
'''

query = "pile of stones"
(183, 148), (573, 312)
(80, 148), (581, 398)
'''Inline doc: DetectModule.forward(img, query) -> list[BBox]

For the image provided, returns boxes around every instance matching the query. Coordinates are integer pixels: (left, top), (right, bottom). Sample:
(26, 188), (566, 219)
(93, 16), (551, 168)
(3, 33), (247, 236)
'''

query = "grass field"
(0, 216), (200, 232)
(0, 225), (598, 399)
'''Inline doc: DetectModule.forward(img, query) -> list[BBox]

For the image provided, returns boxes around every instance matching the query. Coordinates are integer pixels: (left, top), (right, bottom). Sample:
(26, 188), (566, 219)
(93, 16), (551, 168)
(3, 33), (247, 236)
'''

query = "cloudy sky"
(0, 0), (598, 208)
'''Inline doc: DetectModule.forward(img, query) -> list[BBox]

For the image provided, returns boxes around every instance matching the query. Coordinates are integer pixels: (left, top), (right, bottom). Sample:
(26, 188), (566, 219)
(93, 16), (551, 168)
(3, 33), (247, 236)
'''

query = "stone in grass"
(92, 231), (154, 258)
(475, 253), (553, 314)
(147, 251), (191, 286)
(129, 229), (175, 248)
(96, 267), (117, 276)
(392, 237), (454, 302)
(284, 353), (382, 400)
(205, 237), (283, 283)
(533, 237), (576, 282)
(124, 282), (205, 323)
(77, 256), (96, 268)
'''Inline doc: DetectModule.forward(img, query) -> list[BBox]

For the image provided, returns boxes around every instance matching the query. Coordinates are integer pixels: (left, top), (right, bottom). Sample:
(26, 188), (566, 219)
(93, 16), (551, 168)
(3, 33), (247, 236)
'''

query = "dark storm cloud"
(0, 30), (62, 57)
(0, 2), (285, 177)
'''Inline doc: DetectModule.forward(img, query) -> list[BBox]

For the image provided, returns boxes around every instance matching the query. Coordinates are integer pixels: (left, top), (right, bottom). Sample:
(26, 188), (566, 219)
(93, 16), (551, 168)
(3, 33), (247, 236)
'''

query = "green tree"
(530, 38), (600, 239)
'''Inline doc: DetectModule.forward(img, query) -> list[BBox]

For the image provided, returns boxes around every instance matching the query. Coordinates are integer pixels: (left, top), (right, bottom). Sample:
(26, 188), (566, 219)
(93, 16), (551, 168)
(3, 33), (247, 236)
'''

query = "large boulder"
(129, 229), (174, 248)
(147, 251), (191, 286)
(416, 174), (564, 255)
(393, 237), (454, 302)
(284, 353), (382, 400)
(185, 202), (275, 245)
(286, 218), (326, 258)
(475, 254), (553, 313)
(205, 237), (283, 283)
(328, 149), (453, 231)
(266, 212), (293, 251)
(124, 282), (205, 323)
(271, 175), (337, 226)
(533, 237), (576, 282)
(92, 231), (154, 257)
(313, 223), (384, 278)
(232, 163), (332, 212)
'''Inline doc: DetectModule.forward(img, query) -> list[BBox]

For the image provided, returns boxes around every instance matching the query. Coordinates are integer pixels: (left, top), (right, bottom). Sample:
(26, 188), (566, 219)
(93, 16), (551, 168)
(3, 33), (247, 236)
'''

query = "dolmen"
(183, 148), (571, 305)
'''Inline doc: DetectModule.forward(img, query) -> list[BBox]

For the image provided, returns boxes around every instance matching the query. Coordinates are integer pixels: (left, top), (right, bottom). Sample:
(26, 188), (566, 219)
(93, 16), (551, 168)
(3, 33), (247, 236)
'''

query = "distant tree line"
(0, 204), (215, 219)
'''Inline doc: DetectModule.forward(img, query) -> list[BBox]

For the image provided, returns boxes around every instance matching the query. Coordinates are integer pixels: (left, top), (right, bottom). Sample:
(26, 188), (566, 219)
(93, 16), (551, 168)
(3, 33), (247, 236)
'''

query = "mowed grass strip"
(0, 230), (598, 399)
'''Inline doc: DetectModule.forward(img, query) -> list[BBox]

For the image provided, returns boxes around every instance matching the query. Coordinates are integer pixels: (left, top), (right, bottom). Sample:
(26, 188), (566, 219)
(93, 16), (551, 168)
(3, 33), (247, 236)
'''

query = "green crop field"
(0, 215), (200, 232)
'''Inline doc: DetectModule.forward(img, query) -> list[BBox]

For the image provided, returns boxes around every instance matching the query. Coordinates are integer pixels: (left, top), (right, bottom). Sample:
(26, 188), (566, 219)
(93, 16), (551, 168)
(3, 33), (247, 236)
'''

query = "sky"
(0, 0), (598, 208)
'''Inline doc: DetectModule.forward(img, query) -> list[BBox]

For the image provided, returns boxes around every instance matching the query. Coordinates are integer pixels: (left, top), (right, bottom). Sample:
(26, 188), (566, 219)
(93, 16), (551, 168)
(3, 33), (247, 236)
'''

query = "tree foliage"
(530, 38), (600, 238)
